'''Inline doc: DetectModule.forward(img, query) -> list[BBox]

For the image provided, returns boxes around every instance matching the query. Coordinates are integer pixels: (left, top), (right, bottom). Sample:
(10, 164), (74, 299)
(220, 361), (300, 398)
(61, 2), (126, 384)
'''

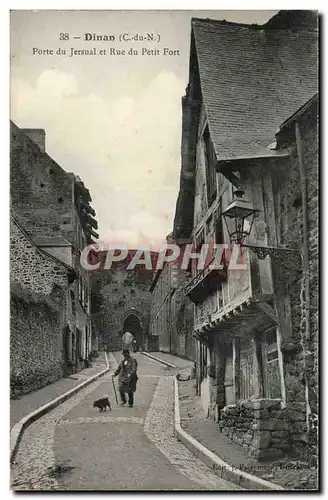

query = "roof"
(191, 12), (318, 161)
(278, 92), (318, 132)
(262, 10), (318, 30)
(32, 236), (73, 247)
(11, 212), (73, 272)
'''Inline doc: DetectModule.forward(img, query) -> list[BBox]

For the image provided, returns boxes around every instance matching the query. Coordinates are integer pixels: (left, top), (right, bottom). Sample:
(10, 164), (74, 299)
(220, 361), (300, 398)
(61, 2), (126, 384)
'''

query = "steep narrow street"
(11, 354), (242, 491)
(9, 9), (319, 492)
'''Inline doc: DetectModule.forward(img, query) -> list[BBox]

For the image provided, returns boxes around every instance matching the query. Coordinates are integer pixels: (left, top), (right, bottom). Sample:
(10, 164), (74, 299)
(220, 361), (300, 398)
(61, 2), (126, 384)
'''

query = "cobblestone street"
(11, 353), (242, 491)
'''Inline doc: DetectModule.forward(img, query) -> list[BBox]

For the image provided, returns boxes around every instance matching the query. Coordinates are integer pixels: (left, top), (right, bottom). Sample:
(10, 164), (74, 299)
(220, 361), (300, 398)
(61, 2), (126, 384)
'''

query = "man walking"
(114, 349), (138, 407)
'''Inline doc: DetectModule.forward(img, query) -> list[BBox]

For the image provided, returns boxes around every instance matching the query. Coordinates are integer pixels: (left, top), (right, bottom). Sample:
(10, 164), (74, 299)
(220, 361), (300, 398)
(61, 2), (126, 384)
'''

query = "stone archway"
(122, 309), (144, 350)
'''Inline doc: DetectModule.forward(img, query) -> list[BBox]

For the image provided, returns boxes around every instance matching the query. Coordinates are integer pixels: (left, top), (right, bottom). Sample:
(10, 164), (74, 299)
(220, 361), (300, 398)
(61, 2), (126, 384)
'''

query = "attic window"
(58, 197), (63, 203)
(195, 229), (205, 251)
(40, 183), (45, 188)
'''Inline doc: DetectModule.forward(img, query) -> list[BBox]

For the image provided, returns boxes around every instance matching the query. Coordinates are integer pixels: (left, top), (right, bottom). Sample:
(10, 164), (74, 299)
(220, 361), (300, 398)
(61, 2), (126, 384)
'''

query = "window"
(262, 327), (282, 399)
(193, 229), (205, 276)
(214, 204), (227, 268)
(215, 205), (224, 245)
(203, 125), (217, 206)
(238, 328), (282, 402)
(195, 229), (204, 251)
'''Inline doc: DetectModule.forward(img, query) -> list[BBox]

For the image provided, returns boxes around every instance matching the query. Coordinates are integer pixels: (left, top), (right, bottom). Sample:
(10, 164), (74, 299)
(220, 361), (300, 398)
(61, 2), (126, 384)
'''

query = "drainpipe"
(295, 121), (310, 341)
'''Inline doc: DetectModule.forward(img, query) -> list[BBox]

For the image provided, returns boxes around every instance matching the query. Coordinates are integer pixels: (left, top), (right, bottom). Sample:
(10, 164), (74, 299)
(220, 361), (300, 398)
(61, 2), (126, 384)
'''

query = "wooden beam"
(233, 337), (240, 402)
(257, 302), (278, 324)
(219, 166), (245, 190)
(251, 335), (262, 399)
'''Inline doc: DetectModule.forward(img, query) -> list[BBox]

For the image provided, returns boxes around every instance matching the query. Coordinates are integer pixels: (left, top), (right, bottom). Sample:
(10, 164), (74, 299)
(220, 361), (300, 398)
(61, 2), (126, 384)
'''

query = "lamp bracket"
(241, 244), (303, 271)
(233, 189), (245, 198)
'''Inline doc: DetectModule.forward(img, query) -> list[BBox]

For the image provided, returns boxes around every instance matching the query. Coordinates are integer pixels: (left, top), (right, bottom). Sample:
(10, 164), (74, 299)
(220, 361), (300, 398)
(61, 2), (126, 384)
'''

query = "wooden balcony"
(194, 294), (275, 338)
(184, 263), (227, 304)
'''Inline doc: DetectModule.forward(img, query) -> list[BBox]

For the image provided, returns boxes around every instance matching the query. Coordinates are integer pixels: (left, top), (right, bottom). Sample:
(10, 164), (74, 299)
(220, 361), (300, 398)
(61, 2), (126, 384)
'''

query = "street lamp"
(222, 190), (302, 270)
(222, 189), (258, 245)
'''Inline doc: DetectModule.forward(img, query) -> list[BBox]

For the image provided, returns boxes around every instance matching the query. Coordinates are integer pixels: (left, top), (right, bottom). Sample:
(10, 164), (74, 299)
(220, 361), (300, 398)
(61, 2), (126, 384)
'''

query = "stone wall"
(91, 266), (153, 351)
(262, 100), (318, 464)
(11, 122), (95, 375)
(218, 400), (291, 460)
(10, 121), (75, 243)
(150, 265), (171, 352)
(300, 107), (318, 464)
(150, 264), (195, 361)
(208, 329), (309, 460)
(10, 287), (67, 398)
(144, 335), (159, 352)
(10, 216), (70, 397)
(67, 277), (91, 368)
(170, 274), (195, 360)
(10, 216), (69, 293)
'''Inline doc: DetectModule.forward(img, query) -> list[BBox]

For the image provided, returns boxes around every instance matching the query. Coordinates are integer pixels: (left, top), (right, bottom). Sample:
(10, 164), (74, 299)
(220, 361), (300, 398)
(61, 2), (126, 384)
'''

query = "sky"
(10, 9), (278, 250)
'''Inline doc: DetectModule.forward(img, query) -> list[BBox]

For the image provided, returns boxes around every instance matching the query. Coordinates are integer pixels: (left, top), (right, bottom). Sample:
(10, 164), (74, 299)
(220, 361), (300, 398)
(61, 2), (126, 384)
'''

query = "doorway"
(123, 313), (143, 351)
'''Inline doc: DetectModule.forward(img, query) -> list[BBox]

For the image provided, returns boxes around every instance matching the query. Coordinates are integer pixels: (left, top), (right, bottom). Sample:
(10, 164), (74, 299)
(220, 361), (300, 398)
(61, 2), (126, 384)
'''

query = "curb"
(140, 351), (177, 369)
(10, 353), (111, 465)
(173, 378), (285, 491)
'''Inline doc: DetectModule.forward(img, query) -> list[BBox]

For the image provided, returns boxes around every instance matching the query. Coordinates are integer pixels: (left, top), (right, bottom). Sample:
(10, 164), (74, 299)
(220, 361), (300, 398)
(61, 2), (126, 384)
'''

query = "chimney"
(22, 128), (46, 152)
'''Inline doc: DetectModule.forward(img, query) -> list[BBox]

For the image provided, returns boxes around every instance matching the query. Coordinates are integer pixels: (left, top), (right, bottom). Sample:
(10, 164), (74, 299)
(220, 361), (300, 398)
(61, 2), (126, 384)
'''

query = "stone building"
(149, 235), (195, 360)
(91, 250), (158, 352)
(10, 214), (75, 396)
(173, 11), (318, 461)
(10, 122), (99, 394)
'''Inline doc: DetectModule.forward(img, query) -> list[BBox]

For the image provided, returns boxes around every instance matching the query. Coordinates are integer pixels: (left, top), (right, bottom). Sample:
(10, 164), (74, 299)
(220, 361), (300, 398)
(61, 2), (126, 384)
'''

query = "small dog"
(93, 397), (111, 412)
(176, 373), (190, 381)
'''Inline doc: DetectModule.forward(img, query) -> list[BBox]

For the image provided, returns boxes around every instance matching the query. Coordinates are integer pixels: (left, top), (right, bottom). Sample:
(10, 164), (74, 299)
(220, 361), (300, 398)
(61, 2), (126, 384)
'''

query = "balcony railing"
(184, 259), (227, 304)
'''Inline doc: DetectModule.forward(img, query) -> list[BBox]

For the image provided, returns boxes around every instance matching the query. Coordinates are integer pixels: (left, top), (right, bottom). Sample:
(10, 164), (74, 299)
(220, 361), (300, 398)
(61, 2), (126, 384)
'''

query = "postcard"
(10, 9), (319, 491)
